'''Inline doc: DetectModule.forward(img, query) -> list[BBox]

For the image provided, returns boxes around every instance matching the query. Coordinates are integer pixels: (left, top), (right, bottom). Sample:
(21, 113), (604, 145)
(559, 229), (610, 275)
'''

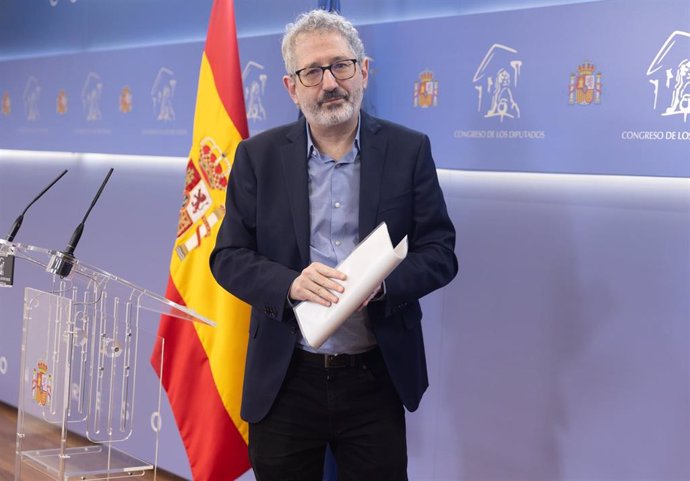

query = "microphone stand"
(0, 169), (68, 287)
(48, 168), (114, 279)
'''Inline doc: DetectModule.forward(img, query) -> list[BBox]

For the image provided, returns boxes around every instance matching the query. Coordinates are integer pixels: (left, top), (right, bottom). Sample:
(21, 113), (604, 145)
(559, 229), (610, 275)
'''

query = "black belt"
(295, 347), (381, 369)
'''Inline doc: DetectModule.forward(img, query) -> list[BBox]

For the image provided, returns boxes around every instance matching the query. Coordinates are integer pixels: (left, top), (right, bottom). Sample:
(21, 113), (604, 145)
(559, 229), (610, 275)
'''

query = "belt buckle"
(324, 354), (338, 368)
(324, 354), (353, 368)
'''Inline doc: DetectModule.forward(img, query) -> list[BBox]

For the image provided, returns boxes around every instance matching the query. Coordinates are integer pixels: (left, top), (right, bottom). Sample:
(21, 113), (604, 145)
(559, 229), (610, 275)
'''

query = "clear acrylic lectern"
(0, 239), (214, 481)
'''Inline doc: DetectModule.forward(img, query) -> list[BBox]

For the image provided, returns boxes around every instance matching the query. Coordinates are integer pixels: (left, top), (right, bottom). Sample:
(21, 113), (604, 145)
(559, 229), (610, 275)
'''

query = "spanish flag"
(152, 0), (251, 479)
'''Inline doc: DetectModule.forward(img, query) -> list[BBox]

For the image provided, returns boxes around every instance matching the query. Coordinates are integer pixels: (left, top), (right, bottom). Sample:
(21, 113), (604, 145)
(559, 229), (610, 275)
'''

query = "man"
(210, 9), (457, 481)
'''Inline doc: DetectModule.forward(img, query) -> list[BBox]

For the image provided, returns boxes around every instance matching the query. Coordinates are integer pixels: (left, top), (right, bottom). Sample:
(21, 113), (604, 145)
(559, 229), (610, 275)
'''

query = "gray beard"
(303, 85), (364, 128)
(307, 101), (354, 127)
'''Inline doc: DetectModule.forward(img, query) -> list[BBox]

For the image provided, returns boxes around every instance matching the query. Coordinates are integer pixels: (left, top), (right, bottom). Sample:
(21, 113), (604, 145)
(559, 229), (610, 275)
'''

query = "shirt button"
(334, 202), (341, 208)
(334, 240), (341, 247)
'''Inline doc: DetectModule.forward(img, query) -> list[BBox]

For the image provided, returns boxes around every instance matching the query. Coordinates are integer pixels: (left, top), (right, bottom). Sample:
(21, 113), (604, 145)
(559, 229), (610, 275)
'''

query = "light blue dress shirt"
(298, 118), (377, 355)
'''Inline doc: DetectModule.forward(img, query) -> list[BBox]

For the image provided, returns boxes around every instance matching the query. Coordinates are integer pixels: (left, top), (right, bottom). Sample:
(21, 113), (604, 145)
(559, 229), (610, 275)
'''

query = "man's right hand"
(289, 262), (346, 307)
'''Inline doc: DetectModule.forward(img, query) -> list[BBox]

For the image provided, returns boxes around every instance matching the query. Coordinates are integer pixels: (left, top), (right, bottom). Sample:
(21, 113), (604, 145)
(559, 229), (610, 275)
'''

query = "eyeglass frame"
(293, 58), (359, 87)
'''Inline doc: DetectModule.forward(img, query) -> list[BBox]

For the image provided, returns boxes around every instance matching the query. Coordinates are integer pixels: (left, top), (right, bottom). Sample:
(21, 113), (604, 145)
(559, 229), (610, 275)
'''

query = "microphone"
(47, 168), (114, 279)
(0, 169), (68, 287)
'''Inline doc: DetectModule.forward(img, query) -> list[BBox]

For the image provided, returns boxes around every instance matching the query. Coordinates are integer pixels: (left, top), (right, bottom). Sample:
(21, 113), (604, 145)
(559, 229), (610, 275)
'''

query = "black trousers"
(248, 348), (408, 481)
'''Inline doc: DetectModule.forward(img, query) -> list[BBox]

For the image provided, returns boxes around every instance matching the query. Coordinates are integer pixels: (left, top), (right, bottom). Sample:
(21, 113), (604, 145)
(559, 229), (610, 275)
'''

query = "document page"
(294, 222), (408, 349)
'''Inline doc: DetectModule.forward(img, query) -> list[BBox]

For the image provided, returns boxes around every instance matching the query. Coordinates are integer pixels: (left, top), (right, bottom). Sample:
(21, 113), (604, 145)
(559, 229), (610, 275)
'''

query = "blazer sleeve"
(380, 134), (458, 317)
(209, 141), (299, 322)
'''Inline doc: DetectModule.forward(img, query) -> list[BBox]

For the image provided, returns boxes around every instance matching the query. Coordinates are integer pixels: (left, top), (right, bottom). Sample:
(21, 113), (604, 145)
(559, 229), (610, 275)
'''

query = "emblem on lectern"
(32, 360), (52, 407)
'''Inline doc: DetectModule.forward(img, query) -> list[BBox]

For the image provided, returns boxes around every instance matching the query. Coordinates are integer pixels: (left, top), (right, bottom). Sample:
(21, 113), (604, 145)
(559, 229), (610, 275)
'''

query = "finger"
(289, 278), (309, 302)
(317, 276), (345, 294)
(309, 287), (333, 307)
(313, 285), (339, 304)
(313, 263), (347, 281)
(305, 269), (345, 294)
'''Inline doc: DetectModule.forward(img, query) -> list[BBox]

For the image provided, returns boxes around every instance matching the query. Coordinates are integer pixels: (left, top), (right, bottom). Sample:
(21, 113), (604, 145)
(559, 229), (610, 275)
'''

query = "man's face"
(284, 31), (368, 129)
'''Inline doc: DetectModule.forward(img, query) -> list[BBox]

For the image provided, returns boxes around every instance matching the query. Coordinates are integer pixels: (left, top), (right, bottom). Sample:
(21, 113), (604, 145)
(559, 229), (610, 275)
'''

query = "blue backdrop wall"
(1, 0), (688, 175)
(1, 1), (689, 480)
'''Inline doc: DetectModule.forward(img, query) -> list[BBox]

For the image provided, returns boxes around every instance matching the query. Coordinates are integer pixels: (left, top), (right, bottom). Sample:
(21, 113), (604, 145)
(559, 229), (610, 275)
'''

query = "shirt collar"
(306, 112), (361, 163)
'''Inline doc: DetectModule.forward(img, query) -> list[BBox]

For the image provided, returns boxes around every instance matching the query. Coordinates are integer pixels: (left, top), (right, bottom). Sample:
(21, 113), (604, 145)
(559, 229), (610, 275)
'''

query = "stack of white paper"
(294, 222), (408, 349)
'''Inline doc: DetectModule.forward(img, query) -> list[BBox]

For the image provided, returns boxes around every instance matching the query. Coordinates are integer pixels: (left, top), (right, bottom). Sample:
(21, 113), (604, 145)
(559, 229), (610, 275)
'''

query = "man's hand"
(289, 262), (346, 307)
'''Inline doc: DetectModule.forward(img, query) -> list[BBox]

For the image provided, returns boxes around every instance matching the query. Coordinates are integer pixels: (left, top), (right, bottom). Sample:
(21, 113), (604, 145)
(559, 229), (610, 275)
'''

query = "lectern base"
(19, 446), (153, 481)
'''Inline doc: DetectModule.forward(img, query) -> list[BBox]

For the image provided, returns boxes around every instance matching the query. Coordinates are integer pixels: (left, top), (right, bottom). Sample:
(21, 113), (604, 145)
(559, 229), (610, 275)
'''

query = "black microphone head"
(5, 214), (24, 243)
(64, 223), (84, 257)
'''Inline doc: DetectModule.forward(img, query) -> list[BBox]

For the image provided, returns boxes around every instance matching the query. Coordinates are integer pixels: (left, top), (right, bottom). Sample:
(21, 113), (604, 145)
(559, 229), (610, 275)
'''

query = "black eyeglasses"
(294, 59), (358, 87)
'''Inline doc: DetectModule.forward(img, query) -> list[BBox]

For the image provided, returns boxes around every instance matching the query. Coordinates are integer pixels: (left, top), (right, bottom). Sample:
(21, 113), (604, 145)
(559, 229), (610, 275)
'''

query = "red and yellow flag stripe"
(153, 1), (251, 479)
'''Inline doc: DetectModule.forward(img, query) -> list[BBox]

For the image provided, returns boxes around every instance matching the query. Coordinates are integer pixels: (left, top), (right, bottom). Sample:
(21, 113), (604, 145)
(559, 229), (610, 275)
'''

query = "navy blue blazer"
(210, 111), (458, 423)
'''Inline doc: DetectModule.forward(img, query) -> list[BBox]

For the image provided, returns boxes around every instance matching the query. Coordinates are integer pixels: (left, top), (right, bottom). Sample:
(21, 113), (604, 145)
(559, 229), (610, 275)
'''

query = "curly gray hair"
(281, 9), (366, 75)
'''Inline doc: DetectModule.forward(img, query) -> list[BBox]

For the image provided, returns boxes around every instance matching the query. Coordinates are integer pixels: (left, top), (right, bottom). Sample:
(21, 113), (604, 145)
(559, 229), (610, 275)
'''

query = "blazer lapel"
(358, 111), (387, 239)
(281, 118), (311, 266)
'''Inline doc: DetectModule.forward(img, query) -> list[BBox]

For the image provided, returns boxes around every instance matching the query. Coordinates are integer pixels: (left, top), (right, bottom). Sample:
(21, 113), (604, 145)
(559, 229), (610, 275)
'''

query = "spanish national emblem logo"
(1, 91), (10, 116)
(569, 63), (602, 105)
(119, 86), (133, 113)
(175, 137), (230, 260)
(414, 70), (438, 108)
(32, 360), (52, 407)
(56, 89), (68, 114)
